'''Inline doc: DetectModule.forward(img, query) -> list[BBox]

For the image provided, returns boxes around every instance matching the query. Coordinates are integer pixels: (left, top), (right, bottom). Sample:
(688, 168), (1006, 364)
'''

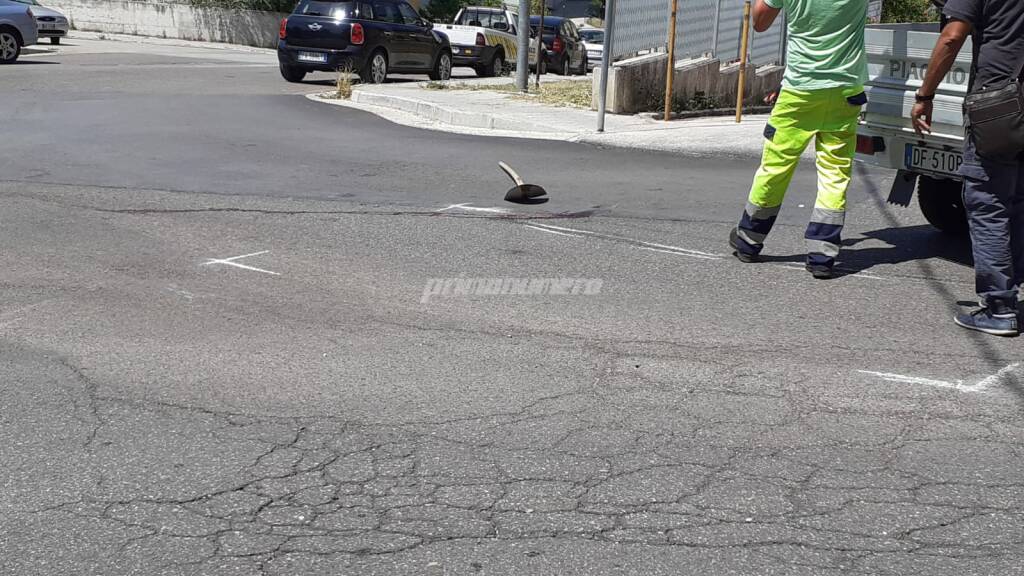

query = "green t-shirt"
(765, 0), (869, 90)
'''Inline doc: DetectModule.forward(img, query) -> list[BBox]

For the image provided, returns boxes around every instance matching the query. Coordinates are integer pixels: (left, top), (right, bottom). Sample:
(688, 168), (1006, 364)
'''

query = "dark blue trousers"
(961, 139), (1024, 310)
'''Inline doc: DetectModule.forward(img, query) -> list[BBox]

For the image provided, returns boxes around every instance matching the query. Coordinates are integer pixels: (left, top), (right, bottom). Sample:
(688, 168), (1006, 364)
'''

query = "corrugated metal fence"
(611, 0), (785, 66)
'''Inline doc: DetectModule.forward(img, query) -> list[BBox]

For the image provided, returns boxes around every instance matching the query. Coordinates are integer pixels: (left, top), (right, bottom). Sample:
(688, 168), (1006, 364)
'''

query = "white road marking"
(438, 203), (511, 214)
(525, 222), (722, 260)
(858, 363), (1021, 393)
(203, 250), (280, 276)
(858, 370), (964, 390)
(524, 224), (582, 237)
(975, 363), (1021, 392)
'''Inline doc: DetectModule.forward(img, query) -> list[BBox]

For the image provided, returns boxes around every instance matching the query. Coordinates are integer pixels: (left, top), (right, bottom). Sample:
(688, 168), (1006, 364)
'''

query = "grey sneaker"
(954, 307), (1019, 337)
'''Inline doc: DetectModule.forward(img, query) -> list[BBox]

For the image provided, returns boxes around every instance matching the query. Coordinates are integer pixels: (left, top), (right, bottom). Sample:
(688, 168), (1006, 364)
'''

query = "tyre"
(478, 50), (504, 78)
(279, 64), (306, 83)
(918, 175), (969, 235)
(428, 50), (452, 81)
(557, 56), (569, 76)
(361, 50), (388, 84)
(0, 29), (21, 64)
(577, 54), (588, 75)
(51, 37), (60, 45)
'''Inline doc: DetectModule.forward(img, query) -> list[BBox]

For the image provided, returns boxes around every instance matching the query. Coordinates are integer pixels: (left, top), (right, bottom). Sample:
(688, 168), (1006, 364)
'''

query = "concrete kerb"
(306, 85), (793, 159)
(307, 93), (579, 142)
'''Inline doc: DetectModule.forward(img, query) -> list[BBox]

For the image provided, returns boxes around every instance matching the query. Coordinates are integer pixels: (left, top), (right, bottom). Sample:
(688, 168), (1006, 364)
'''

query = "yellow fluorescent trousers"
(748, 86), (864, 213)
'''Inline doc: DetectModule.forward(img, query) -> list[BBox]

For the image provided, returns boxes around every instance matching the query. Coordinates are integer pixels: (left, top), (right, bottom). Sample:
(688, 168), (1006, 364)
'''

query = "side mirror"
(422, 20), (433, 29)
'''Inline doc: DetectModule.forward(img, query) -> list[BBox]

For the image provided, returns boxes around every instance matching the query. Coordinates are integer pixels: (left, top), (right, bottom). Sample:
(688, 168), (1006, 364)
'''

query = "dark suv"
(278, 0), (452, 84)
(529, 16), (587, 76)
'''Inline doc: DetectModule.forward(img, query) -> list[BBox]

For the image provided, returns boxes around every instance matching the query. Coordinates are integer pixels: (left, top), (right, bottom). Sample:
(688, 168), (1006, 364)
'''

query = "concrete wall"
(594, 52), (784, 115)
(47, 0), (285, 48)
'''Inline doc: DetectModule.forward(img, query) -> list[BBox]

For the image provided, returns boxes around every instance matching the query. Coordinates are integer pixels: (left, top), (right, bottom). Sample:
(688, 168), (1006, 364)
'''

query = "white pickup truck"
(439, 6), (541, 77)
(857, 22), (971, 234)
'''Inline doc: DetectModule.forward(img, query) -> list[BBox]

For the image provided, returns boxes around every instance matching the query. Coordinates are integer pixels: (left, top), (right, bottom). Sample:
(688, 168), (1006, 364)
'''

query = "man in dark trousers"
(912, 0), (1024, 336)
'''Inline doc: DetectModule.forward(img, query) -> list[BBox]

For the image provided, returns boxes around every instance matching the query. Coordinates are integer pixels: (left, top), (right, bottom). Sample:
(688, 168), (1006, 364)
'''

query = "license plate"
(297, 51), (327, 63)
(905, 144), (963, 177)
(39, 23), (56, 30)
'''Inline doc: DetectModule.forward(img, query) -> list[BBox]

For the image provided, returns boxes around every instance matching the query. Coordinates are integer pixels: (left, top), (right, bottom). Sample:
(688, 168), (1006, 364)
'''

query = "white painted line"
(438, 203), (511, 214)
(974, 363), (1021, 392)
(638, 246), (720, 260)
(636, 240), (721, 259)
(858, 364), (1021, 393)
(203, 250), (280, 276)
(858, 370), (964, 390)
(524, 224), (582, 237)
(526, 222), (722, 260)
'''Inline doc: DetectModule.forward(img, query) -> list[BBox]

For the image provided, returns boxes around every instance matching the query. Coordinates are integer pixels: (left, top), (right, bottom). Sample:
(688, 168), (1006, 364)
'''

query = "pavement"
(2, 32), (1024, 576)
(314, 76), (778, 158)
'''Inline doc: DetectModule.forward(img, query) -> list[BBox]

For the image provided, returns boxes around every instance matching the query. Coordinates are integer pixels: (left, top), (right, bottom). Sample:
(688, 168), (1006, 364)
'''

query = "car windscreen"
(294, 0), (358, 18)
(530, 25), (558, 35)
(580, 30), (604, 44)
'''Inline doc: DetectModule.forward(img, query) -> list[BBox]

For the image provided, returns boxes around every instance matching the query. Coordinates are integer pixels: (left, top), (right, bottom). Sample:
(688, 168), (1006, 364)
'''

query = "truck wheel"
(918, 175), (968, 235)
(279, 64), (306, 83)
(488, 52), (505, 77)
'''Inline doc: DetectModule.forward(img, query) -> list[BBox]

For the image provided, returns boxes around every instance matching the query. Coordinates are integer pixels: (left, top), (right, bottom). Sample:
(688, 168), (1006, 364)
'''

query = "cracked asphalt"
(1, 36), (1023, 576)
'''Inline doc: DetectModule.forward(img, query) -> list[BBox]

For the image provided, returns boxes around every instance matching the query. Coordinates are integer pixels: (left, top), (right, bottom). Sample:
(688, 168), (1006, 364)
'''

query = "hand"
(912, 100), (933, 134)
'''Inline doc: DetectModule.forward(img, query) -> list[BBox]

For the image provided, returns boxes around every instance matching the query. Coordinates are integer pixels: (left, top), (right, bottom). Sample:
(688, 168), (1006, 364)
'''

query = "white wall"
(47, 0), (286, 48)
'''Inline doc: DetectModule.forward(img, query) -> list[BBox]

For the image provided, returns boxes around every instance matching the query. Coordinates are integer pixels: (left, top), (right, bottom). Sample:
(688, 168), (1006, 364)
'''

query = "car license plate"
(297, 51), (327, 63)
(905, 144), (963, 177)
(39, 23), (56, 30)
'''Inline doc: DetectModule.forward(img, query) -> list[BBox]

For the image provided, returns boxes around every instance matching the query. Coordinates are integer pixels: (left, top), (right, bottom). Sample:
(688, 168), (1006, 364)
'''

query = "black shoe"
(729, 228), (759, 263)
(954, 307), (1019, 337)
(805, 263), (833, 280)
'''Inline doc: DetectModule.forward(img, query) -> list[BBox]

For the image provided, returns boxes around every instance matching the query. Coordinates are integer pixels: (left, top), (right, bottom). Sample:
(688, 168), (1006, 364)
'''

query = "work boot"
(805, 263), (834, 280)
(729, 228), (760, 263)
(954, 304), (1019, 337)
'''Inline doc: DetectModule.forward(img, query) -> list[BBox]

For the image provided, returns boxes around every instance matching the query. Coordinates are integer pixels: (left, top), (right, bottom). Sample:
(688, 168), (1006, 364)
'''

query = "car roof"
(529, 15), (565, 25)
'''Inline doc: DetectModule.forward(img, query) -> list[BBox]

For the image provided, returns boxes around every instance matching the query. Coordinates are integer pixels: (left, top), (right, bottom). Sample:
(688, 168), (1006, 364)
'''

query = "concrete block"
(593, 52), (784, 115)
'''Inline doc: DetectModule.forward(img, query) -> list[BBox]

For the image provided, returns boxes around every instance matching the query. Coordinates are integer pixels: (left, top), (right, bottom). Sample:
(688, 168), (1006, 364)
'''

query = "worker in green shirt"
(729, 0), (869, 279)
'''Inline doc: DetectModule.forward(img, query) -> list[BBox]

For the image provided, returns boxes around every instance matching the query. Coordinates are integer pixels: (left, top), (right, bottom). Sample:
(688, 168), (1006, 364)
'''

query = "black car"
(278, 0), (452, 84)
(529, 16), (587, 76)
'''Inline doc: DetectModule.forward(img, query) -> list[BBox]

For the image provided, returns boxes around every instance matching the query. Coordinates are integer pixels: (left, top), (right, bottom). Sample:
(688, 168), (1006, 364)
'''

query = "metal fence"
(610, 0), (785, 66)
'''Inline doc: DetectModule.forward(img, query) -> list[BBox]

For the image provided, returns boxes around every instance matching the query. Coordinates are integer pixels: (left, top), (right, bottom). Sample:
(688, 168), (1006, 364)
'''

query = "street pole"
(663, 0), (679, 121)
(535, 0), (546, 89)
(596, 0), (616, 132)
(735, 0), (751, 124)
(516, 0), (531, 92)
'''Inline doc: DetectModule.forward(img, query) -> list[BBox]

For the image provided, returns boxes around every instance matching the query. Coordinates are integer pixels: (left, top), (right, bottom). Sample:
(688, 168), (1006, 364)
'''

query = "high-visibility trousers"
(735, 86), (865, 267)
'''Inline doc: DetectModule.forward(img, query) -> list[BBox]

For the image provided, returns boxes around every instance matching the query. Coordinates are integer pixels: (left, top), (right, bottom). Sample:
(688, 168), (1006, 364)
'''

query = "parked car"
(277, 0), (452, 84)
(579, 27), (602, 71)
(9, 0), (66, 44)
(442, 6), (545, 77)
(0, 0), (36, 64)
(529, 15), (586, 76)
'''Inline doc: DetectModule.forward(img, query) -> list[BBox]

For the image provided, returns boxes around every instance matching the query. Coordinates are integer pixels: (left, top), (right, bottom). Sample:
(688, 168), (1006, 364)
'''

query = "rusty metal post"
(663, 0), (679, 121)
(735, 0), (751, 123)
(535, 1), (546, 88)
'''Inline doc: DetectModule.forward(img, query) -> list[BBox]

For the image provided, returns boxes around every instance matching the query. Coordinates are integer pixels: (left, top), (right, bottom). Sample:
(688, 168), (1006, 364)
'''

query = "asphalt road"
(2, 36), (1023, 576)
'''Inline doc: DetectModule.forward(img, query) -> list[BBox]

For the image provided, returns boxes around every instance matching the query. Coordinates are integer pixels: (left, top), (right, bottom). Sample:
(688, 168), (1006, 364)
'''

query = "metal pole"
(735, 0), (751, 123)
(535, 0), (546, 88)
(663, 0), (678, 121)
(596, 0), (616, 132)
(711, 0), (723, 59)
(516, 0), (531, 92)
